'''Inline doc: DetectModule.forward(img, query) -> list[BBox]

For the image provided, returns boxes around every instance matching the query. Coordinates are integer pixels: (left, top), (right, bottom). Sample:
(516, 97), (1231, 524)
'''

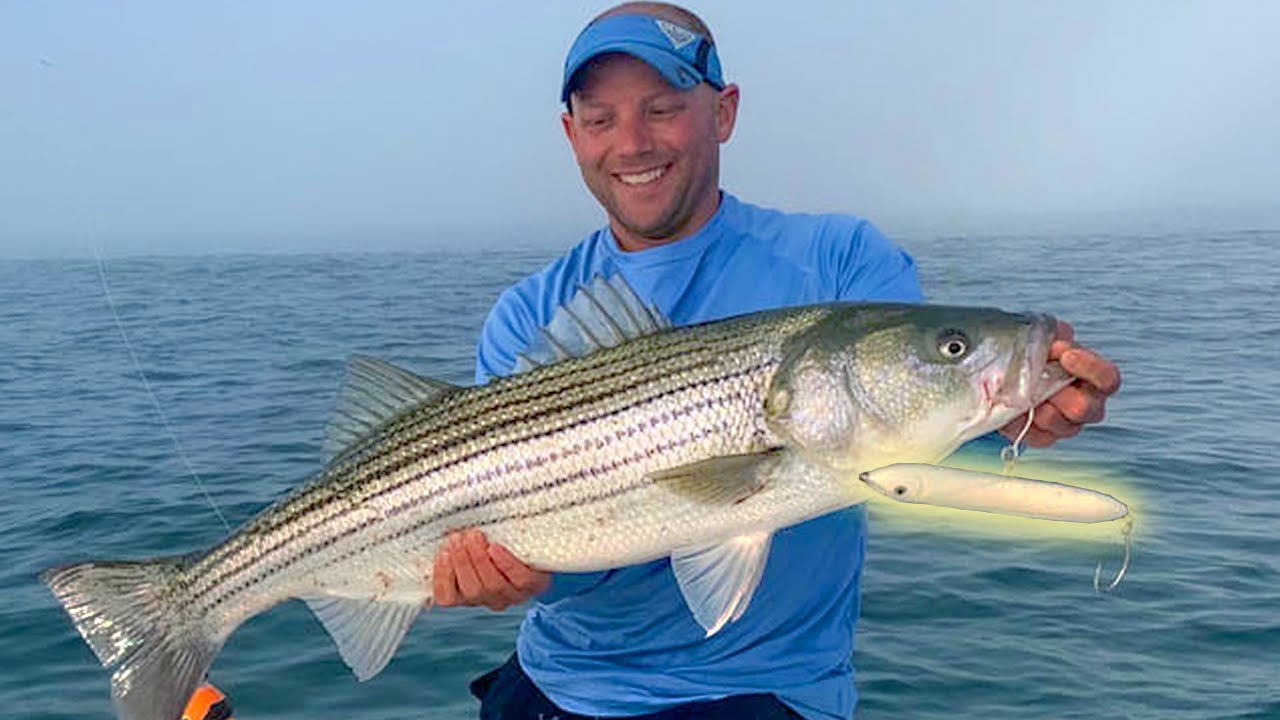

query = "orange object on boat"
(182, 683), (235, 720)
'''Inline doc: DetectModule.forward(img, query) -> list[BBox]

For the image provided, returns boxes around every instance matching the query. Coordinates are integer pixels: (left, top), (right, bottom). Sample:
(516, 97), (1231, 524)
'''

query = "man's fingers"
(998, 330), (1118, 451)
(461, 531), (522, 610)
(1060, 347), (1122, 396)
(429, 531), (545, 611)
(433, 547), (458, 607)
(1052, 319), (1076, 346)
(449, 533), (486, 603)
(998, 407), (1070, 445)
(1020, 424), (1059, 448)
(1031, 400), (1083, 441)
(490, 543), (551, 596)
(1045, 320), (1076, 370)
(1048, 384), (1106, 425)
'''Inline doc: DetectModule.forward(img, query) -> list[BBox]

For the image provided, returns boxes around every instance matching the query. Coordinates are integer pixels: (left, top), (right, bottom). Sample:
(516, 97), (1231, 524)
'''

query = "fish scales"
(184, 307), (828, 622)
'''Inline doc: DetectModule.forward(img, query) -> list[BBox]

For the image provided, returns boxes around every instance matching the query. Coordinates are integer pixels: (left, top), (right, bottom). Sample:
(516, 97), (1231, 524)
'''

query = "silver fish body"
(44, 285), (1064, 720)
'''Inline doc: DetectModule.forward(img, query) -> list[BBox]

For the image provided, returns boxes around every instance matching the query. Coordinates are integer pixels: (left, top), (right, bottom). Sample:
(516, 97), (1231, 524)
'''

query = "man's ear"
(561, 108), (576, 145)
(716, 84), (741, 143)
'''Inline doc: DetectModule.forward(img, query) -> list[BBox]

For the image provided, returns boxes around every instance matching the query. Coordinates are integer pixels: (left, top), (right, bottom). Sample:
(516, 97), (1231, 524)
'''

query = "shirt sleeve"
(832, 219), (924, 303)
(475, 286), (538, 384)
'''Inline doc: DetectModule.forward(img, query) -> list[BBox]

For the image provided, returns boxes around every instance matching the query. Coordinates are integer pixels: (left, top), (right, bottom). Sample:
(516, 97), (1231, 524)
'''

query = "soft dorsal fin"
(303, 596), (421, 681)
(513, 274), (671, 373)
(323, 355), (459, 462)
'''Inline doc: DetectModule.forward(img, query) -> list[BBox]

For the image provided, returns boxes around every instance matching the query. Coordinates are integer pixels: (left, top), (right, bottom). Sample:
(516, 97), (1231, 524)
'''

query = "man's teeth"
(617, 166), (665, 186)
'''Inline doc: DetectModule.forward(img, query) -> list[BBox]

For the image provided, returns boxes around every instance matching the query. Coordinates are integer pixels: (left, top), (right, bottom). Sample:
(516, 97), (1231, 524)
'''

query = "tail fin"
(42, 554), (223, 720)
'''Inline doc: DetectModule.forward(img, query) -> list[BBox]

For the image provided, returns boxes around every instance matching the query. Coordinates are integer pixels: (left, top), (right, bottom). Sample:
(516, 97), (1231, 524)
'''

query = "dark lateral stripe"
(213, 327), (758, 548)
(185, 306), (832, 603)
(289, 424), (720, 589)
(202, 362), (760, 598)
(345, 331), (765, 487)
(195, 364), (766, 605)
(190, 344), (714, 576)
(371, 363), (764, 514)
(197, 352), (744, 580)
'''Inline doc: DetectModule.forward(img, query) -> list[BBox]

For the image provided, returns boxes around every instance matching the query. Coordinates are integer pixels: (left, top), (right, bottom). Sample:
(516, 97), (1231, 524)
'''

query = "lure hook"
(1093, 516), (1133, 593)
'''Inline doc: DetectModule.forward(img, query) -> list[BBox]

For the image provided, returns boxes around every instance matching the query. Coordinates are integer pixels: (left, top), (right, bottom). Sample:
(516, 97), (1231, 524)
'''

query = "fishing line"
(1000, 407), (1035, 475)
(42, 58), (230, 534)
(95, 250), (232, 532)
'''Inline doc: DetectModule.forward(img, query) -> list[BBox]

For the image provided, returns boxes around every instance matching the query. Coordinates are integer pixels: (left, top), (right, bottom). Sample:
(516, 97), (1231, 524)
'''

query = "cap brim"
(561, 41), (704, 102)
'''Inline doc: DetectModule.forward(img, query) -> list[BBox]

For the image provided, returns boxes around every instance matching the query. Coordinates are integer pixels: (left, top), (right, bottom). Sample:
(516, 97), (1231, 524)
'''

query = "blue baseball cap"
(561, 14), (725, 103)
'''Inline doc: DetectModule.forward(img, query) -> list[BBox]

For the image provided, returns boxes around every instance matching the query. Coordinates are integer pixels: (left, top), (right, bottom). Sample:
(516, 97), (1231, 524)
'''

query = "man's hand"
(431, 529), (551, 611)
(1001, 320), (1121, 448)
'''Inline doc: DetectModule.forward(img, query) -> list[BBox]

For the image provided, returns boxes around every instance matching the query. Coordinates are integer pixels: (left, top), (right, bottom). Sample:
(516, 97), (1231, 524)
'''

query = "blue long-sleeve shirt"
(473, 193), (921, 720)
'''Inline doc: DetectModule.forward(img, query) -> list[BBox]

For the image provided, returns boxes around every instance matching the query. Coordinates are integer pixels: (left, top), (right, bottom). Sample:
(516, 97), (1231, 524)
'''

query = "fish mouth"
(994, 313), (1074, 414)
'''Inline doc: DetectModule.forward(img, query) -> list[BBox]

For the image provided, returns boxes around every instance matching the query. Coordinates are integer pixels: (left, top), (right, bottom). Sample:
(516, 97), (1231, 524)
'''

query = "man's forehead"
(571, 53), (688, 101)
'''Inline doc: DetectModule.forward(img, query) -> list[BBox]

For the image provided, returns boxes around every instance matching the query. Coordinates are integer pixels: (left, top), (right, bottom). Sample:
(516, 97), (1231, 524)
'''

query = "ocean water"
(2, 232), (1277, 719)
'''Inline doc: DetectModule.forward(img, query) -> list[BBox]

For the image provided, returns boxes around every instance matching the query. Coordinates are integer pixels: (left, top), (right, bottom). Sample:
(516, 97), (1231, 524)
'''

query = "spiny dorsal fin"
(303, 596), (421, 681)
(323, 355), (459, 462)
(513, 273), (671, 374)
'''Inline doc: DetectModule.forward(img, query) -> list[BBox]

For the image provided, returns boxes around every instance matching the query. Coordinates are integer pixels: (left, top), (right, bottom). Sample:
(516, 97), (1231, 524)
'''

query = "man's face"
(563, 54), (738, 250)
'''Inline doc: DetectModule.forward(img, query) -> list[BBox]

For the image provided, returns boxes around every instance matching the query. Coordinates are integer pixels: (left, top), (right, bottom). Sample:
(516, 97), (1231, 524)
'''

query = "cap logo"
(655, 18), (697, 49)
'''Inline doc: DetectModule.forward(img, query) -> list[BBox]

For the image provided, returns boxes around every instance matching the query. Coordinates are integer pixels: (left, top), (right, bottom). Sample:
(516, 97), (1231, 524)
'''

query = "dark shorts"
(471, 653), (804, 720)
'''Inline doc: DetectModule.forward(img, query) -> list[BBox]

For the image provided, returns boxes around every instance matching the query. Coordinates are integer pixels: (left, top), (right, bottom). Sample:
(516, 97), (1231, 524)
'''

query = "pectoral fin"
(671, 531), (773, 637)
(649, 449), (785, 505)
(303, 596), (422, 681)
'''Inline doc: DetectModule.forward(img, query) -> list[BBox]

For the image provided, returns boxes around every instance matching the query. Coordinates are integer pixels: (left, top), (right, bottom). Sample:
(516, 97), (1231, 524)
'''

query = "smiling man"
(433, 4), (1121, 719)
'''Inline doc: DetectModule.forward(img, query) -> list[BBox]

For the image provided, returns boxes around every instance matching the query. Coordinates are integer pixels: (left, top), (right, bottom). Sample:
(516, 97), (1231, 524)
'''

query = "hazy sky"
(2, 1), (1278, 258)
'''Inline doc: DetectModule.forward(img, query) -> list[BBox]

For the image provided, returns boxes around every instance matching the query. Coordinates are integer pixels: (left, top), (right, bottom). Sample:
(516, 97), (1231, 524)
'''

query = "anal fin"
(303, 596), (422, 681)
(671, 531), (773, 637)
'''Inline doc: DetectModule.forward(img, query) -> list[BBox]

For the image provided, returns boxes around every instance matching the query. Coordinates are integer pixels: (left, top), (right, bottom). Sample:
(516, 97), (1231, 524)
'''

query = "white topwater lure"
(859, 463), (1129, 523)
(859, 462), (1133, 591)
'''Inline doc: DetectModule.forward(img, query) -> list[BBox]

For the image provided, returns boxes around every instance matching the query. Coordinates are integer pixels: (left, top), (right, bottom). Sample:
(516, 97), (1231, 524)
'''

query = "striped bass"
(42, 276), (1070, 720)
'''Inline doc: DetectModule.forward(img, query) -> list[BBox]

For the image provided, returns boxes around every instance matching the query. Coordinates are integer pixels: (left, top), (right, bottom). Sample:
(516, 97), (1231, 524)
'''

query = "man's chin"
(615, 219), (684, 247)
(608, 206), (684, 243)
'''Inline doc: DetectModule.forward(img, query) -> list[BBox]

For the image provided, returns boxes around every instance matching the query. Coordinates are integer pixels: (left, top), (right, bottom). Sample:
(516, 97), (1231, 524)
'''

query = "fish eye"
(936, 331), (969, 360)
(893, 485), (908, 496)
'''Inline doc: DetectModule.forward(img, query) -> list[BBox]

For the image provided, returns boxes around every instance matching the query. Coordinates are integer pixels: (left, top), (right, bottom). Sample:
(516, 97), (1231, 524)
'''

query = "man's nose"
(614, 114), (655, 157)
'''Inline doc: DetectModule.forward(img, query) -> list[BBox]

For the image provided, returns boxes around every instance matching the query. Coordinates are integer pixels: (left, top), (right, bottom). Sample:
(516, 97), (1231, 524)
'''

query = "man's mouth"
(615, 164), (669, 186)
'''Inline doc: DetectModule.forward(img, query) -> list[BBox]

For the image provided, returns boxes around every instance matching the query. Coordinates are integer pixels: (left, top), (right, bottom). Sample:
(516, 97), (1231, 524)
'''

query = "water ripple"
(3, 238), (1277, 718)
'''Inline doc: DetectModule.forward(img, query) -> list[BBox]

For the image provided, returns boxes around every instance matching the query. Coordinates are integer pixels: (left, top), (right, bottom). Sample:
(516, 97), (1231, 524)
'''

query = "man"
(433, 4), (1121, 719)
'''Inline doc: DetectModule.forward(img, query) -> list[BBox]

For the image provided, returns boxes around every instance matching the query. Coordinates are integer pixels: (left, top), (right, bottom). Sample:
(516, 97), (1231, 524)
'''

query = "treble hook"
(1093, 516), (1133, 593)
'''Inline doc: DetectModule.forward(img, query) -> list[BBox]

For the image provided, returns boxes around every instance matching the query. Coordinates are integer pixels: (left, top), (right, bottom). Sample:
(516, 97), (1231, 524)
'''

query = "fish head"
(765, 304), (1069, 471)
